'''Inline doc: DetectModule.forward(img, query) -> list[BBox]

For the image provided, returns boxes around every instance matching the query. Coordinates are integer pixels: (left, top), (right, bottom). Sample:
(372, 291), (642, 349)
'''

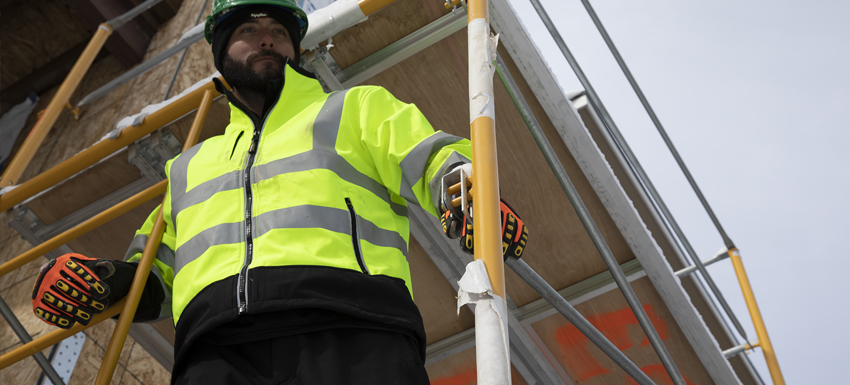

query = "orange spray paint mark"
(430, 367), (476, 385)
(626, 364), (695, 385)
(555, 305), (669, 381)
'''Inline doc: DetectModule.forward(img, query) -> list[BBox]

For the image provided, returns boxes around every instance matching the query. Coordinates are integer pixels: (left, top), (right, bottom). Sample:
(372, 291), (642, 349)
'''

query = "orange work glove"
(32, 253), (112, 329)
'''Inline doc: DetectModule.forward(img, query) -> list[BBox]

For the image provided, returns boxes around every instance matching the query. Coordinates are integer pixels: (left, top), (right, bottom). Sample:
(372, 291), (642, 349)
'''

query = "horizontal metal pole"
(0, 295), (66, 385)
(675, 250), (729, 277)
(77, 28), (204, 108)
(723, 341), (759, 358)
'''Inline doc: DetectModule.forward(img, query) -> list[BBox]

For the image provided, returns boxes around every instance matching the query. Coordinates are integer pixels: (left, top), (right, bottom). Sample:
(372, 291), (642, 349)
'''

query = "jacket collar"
(215, 61), (324, 137)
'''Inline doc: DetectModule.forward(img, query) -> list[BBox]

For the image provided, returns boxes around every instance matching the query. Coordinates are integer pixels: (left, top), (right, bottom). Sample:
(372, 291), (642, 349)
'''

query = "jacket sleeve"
(351, 86), (472, 217)
(123, 198), (176, 323)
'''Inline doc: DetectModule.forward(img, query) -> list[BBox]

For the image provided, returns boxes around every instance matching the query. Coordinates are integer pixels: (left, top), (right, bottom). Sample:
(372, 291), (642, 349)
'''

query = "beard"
(221, 49), (288, 93)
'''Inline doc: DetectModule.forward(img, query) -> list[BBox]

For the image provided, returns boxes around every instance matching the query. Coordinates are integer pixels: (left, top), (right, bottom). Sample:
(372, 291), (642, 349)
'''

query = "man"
(31, 0), (528, 383)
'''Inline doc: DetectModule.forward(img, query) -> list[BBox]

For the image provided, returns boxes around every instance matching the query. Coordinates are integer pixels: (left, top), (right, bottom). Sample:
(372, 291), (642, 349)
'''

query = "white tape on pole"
(457, 259), (511, 384)
(468, 18), (500, 124)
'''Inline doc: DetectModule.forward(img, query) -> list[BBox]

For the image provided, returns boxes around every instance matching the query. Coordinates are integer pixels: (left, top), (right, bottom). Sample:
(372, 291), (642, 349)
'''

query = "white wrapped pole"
(458, 260), (511, 384)
(461, 1), (510, 383)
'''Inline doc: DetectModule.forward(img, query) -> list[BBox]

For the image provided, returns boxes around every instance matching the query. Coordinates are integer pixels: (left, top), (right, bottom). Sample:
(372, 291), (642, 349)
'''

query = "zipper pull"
(248, 131), (260, 154)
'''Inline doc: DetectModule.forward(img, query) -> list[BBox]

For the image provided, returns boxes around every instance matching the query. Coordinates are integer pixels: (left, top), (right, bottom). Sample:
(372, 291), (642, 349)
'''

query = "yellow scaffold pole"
(467, 0), (510, 383)
(0, 24), (112, 187)
(728, 248), (786, 385)
(93, 88), (215, 385)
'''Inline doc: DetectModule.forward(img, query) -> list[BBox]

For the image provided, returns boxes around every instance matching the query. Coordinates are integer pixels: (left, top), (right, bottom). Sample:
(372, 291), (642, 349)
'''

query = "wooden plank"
(530, 277), (714, 385)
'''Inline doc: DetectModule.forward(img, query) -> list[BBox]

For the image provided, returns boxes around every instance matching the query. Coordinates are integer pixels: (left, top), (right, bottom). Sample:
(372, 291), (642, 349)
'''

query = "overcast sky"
(504, 0), (849, 383)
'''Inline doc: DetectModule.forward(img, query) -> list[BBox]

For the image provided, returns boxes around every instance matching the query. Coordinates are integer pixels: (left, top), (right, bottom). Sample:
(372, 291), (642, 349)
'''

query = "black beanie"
(211, 5), (302, 75)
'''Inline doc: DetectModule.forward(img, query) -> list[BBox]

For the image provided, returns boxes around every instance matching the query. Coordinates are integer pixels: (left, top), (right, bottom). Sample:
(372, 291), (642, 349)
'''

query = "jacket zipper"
(236, 99), (280, 315)
(345, 198), (370, 274)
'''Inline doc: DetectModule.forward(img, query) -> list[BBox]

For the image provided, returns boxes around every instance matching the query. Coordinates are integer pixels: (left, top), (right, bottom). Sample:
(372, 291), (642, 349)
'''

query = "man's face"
(221, 16), (296, 92)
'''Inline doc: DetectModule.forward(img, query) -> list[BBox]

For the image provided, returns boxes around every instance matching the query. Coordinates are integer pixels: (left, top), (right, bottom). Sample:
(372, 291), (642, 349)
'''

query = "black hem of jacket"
(172, 265), (426, 378)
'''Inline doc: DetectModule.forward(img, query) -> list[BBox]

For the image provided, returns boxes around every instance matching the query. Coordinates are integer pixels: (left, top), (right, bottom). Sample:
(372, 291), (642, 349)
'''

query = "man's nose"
(259, 31), (275, 48)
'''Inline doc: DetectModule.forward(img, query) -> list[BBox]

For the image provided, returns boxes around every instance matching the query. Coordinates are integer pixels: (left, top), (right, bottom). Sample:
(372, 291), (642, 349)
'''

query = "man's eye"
(274, 30), (287, 35)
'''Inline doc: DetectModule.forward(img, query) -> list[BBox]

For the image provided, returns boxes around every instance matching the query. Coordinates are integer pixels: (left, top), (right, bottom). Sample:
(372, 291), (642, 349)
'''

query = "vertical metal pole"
(728, 248), (785, 385)
(0, 296), (66, 385)
(575, 0), (734, 249)
(467, 1), (510, 384)
(506, 258), (656, 385)
(94, 89), (214, 385)
(493, 53), (685, 385)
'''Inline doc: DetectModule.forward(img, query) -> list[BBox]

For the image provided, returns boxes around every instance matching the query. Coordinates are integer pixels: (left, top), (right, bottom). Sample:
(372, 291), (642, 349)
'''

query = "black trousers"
(174, 328), (430, 385)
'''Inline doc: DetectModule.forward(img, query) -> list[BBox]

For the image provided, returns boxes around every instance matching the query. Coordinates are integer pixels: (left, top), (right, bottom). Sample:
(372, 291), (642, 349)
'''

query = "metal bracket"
(7, 205), (75, 260)
(128, 129), (182, 183)
(44, 332), (86, 385)
(305, 46), (345, 92)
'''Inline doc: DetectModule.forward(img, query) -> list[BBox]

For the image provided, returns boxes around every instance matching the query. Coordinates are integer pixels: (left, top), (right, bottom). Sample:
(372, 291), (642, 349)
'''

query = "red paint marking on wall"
(625, 364), (695, 385)
(555, 305), (672, 382)
(430, 367), (476, 385)
(556, 323), (611, 380)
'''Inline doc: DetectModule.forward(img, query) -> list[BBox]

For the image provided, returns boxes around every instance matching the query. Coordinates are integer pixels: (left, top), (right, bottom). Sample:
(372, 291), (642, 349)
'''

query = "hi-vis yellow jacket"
(123, 63), (471, 365)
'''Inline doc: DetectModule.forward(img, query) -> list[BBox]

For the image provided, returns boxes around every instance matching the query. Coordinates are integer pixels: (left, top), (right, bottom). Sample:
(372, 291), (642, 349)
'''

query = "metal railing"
(0, 0), (166, 188)
(0, 85), (217, 383)
(526, 0), (786, 383)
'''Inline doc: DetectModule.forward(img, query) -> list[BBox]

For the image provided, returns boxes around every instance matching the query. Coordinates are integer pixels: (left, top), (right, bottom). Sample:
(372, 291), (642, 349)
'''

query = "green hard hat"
(204, 0), (308, 44)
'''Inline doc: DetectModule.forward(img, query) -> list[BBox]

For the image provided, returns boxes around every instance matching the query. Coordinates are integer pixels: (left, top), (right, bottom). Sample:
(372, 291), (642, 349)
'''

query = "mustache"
(247, 50), (288, 65)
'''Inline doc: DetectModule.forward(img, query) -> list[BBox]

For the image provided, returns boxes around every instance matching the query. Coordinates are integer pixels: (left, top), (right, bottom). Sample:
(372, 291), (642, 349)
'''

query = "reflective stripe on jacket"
(124, 64), (471, 356)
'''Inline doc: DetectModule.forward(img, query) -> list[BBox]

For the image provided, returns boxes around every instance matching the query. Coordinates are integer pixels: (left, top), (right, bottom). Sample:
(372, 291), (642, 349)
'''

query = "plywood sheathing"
(23, 97), (231, 263)
(0, 0), (92, 90)
(348, 28), (635, 308)
(7, 0), (205, 184)
(531, 277), (713, 385)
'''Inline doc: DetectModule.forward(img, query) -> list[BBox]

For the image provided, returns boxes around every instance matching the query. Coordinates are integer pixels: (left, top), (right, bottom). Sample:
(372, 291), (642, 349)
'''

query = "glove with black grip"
(441, 197), (528, 259)
(440, 164), (529, 259)
(32, 253), (137, 329)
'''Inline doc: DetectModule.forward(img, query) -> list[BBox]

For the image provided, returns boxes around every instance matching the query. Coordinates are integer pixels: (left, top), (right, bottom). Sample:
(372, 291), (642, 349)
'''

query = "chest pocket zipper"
(345, 198), (370, 274)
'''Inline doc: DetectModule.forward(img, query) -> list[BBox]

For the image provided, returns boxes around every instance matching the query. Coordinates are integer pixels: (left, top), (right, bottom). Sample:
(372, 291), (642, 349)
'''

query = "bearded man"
(31, 1), (528, 383)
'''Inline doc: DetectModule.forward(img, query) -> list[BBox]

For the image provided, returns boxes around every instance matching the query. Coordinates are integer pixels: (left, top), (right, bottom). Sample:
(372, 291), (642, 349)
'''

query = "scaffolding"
(0, 0), (784, 384)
